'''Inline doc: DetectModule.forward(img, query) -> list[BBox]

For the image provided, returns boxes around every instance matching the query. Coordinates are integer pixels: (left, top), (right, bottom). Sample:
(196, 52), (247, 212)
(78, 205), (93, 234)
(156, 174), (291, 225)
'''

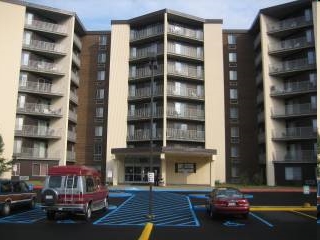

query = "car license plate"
(228, 202), (236, 206)
(46, 195), (53, 200)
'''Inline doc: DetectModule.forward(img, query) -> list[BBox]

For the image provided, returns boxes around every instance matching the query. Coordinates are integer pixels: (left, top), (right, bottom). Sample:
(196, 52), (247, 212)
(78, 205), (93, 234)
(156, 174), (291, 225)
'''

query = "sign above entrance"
(148, 172), (155, 183)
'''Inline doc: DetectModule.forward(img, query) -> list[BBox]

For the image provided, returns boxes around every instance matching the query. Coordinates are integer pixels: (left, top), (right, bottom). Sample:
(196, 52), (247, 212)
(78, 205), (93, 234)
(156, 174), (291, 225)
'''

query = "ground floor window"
(32, 163), (48, 176)
(285, 167), (302, 180)
(175, 163), (196, 173)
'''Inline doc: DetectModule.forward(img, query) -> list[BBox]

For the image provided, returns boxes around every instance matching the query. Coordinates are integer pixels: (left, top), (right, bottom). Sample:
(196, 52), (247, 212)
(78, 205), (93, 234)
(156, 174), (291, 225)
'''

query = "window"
(96, 107), (104, 117)
(230, 89), (238, 99)
(96, 89), (104, 99)
(32, 163), (48, 176)
(86, 177), (95, 192)
(12, 163), (20, 176)
(231, 165), (239, 178)
(230, 107), (238, 119)
(229, 53), (237, 62)
(48, 176), (62, 188)
(97, 70), (105, 81)
(99, 35), (107, 45)
(15, 117), (24, 131)
(229, 70), (237, 81)
(228, 34), (237, 45)
(19, 72), (28, 87)
(95, 126), (103, 137)
(94, 143), (102, 161)
(231, 127), (239, 138)
(98, 53), (106, 63)
(285, 167), (302, 180)
(231, 146), (239, 157)
(175, 163), (196, 173)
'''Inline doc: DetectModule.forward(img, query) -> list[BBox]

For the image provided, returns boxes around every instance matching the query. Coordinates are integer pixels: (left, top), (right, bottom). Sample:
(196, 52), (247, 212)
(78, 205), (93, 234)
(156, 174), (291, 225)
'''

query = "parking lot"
(0, 190), (317, 240)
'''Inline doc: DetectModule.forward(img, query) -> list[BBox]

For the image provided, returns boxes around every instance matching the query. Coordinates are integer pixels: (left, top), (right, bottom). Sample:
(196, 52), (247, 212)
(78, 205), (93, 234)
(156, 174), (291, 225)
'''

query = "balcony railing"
(168, 24), (203, 41)
(128, 86), (163, 99)
(269, 58), (316, 75)
(130, 44), (163, 60)
(13, 147), (60, 160)
(271, 103), (316, 117)
(167, 43), (203, 59)
(15, 125), (61, 138)
(167, 62), (203, 79)
(17, 103), (62, 116)
(68, 131), (76, 142)
(167, 107), (204, 120)
(67, 151), (76, 162)
(71, 71), (80, 86)
(69, 91), (79, 104)
(127, 128), (163, 141)
(69, 111), (78, 122)
(19, 80), (62, 96)
(25, 19), (67, 34)
(129, 64), (164, 80)
(21, 60), (63, 75)
(128, 107), (163, 120)
(270, 81), (316, 95)
(73, 34), (82, 50)
(167, 85), (204, 99)
(130, 24), (164, 41)
(72, 52), (81, 67)
(23, 39), (65, 54)
(272, 126), (316, 140)
(273, 150), (316, 162)
(267, 16), (313, 33)
(166, 128), (205, 141)
(269, 37), (314, 53)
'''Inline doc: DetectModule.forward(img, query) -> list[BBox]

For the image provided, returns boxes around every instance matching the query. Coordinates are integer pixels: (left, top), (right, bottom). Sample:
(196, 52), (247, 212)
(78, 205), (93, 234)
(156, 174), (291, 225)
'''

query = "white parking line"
(249, 212), (274, 227)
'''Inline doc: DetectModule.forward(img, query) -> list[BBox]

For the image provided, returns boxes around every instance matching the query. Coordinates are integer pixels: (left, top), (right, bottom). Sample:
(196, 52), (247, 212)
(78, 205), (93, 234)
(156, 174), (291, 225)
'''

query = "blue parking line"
(249, 212), (274, 228)
(187, 196), (200, 227)
(0, 208), (45, 224)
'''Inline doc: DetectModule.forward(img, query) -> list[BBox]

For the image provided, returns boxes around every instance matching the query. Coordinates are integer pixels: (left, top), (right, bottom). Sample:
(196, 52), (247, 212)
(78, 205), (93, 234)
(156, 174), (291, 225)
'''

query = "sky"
(24, 0), (295, 30)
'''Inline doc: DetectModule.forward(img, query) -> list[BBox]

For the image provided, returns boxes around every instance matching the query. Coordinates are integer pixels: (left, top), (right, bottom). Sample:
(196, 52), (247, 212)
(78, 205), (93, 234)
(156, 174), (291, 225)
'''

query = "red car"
(41, 165), (108, 221)
(206, 187), (250, 219)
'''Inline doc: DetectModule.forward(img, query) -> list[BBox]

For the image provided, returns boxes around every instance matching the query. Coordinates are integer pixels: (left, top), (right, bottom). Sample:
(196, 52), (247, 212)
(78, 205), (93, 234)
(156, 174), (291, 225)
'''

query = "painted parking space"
(0, 207), (45, 224)
(94, 192), (200, 227)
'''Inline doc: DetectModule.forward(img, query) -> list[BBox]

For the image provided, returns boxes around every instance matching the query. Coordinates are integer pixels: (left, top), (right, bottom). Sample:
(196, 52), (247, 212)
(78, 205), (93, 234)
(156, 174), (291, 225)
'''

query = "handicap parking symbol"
(223, 221), (245, 227)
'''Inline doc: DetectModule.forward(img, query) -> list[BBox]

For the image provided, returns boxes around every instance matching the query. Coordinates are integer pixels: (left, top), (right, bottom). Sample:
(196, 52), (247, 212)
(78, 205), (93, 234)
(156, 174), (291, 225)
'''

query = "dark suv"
(0, 179), (37, 216)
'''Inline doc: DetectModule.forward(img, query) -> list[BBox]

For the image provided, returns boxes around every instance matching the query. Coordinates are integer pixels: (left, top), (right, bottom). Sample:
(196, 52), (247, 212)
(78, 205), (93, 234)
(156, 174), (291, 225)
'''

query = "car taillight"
(237, 199), (249, 206)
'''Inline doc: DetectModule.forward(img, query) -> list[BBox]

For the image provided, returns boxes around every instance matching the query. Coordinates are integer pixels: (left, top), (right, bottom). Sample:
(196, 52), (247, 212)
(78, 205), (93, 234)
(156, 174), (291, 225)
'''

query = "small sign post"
(147, 172), (155, 220)
(303, 185), (310, 195)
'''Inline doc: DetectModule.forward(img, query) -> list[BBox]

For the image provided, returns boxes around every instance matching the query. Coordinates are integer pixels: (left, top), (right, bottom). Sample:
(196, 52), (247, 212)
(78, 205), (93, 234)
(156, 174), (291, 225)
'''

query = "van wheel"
(46, 211), (55, 220)
(30, 198), (36, 209)
(2, 202), (11, 216)
(85, 204), (92, 221)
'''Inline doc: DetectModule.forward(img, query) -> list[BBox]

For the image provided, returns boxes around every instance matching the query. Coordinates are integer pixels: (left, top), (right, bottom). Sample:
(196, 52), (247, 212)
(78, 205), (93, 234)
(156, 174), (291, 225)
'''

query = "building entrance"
(124, 157), (160, 183)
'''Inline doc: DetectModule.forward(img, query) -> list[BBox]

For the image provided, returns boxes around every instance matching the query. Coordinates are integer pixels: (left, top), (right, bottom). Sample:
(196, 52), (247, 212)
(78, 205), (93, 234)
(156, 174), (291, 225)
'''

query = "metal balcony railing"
(167, 42), (203, 59)
(72, 52), (81, 67)
(267, 15), (312, 32)
(167, 107), (204, 120)
(270, 81), (316, 95)
(19, 80), (62, 96)
(68, 131), (76, 142)
(269, 37), (314, 53)
(269, 58), (316, 75)
(272, 126), (316, 139)
(130, 24), (164, 41)
(69, 91), (79, 104)
(168, 24), (203, 41)
(166, 128), (205, 141)
(68, 111), (78, 122)
(25, 19), (67, 34)
(273, 150), (316, 162)
(15, 125), (61, 138)
(127, 107), (163, 119)
(271, 103), (316, 117)
(167, 85), (204, 99)
(17, 103), (62, 116)
(67, 151), (76, 162)
(73, 34), (82, 50)
(23, 39), (65, 54)
(167, 62), (203, 79)
(13, 147), (60, 159)
(130, 44), (163, 60)
(127, 128), (163, 141)
(21, 60), (63, 74)
(71, 71), (80, 86)
(129, 64), (164, 79)
(128, 86), (163, 99)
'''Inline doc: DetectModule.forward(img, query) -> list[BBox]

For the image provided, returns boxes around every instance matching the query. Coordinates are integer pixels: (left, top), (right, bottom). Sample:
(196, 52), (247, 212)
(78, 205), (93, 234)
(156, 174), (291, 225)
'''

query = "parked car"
(41, 165), (109, 220)
(206, 187), (250, 219)
(317, 179), (320, 218)
(0, 179), (37, 216)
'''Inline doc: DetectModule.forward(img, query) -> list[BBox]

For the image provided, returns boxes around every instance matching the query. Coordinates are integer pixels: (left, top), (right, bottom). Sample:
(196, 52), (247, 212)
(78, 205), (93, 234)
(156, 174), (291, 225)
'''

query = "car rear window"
(48, 176), (63, 188)
(217, 189), (242, 198)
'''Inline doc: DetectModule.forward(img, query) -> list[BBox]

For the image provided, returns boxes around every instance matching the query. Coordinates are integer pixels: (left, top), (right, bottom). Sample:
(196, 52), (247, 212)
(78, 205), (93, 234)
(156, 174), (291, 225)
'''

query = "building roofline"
(223, 29), (249, 33)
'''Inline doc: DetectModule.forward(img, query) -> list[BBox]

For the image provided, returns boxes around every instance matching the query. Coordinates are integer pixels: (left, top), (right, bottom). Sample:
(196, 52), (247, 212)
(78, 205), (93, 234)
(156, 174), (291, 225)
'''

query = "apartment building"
(251, 0), (318, 186)
(0, 0), (84, 180)
(107, 10), (225, 186)
(76, 31), (111, 183)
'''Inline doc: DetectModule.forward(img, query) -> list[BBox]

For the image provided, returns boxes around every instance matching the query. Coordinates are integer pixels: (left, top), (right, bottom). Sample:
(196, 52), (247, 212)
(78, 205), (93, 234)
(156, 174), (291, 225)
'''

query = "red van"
(41, 165), (108, 220)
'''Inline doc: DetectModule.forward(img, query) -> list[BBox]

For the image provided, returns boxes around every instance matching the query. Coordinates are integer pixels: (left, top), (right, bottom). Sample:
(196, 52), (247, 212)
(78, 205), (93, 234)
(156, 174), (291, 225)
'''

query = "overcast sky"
(24, 0), (295, 30)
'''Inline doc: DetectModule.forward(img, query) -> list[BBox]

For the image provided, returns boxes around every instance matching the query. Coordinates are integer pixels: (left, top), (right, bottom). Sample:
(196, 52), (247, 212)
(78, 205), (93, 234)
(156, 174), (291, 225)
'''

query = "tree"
(0, 134), (12, 176)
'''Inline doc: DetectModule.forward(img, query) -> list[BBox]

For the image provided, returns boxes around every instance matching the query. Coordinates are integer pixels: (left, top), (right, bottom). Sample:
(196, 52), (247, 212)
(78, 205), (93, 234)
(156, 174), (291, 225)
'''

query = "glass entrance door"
(124, 157), (160, 183)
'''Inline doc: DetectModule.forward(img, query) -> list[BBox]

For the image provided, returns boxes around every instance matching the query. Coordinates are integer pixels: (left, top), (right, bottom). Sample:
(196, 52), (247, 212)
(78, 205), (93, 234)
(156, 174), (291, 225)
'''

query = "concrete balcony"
(17, 103), (62, 117)
(130, 24), (164, 41)
(270, 81), (316, 97)
(68, 111), (78, 123)
(73, 34), (82, 50)
(18, 80), (63, 97)
(21, 60), (64, 76)
(167, 62), (203, 80)
(166, 128), (205, 142)
(25, 19), (67, 35)
(71, 71), (80, 86)
(67, 131), (76, 142)
(272, 126), (316, 141)
(14, 125), (61, 139)
(167, 43), (203, 60)
(167, 85), (204, 100)
(129, 64), (164, 80)
(167, 107), (204, 121)
(128, 86), (163, 100)
(269, 37), (314, 54)
(23, 39), (65, 56)
(168, 24), (203, 41)
(271, 103), (316, 118)
(13, 147), (60, 160)
(273, 150), (316, 162)
(267, 15), (312, 34)
(127, 128), (163, 141)
(127, 107), (163, 120)
(269, 58), (316, 76)
(69, 91), (79, 104)
(129, 44), (163, 61)
(72, 52), (81, 68)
